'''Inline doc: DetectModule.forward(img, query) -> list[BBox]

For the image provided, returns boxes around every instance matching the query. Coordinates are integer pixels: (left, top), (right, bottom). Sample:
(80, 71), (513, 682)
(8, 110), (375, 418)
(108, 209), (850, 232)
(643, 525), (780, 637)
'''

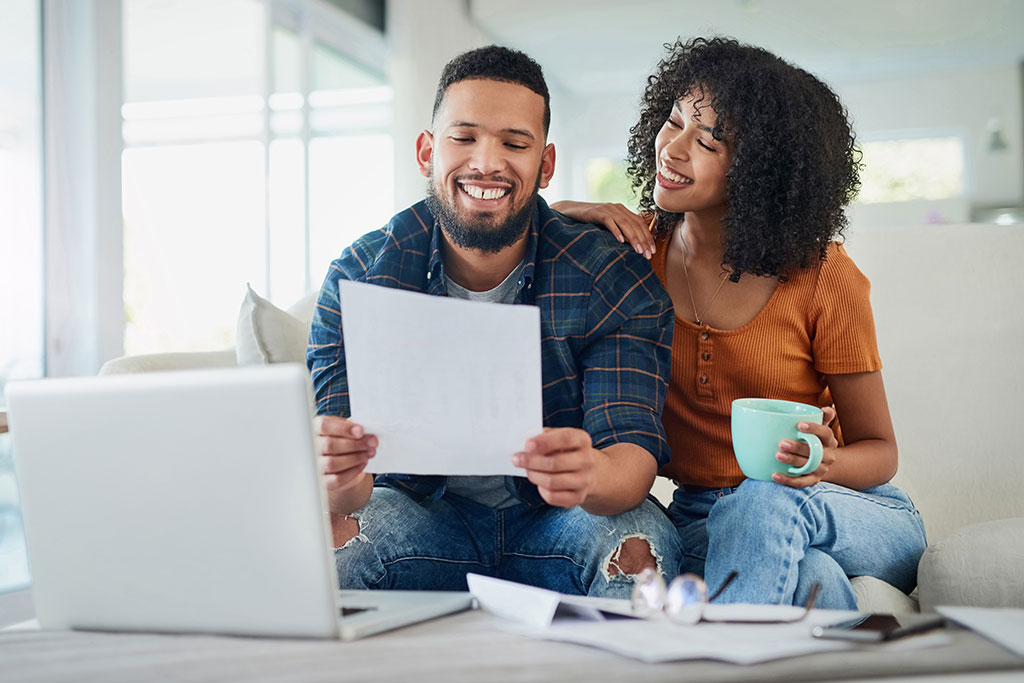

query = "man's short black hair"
(432, 45), (551, 135)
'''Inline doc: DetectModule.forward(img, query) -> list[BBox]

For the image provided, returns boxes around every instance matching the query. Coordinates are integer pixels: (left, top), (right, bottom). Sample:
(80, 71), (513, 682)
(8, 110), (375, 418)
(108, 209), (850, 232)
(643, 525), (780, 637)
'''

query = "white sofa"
(100, 224), (1024, 613)
(841, 223), (1024, 612)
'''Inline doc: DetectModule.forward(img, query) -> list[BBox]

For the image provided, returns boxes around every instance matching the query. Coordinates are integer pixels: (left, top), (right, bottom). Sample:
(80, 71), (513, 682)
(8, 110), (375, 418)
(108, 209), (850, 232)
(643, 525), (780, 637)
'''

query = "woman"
(553, 37), (926, 609)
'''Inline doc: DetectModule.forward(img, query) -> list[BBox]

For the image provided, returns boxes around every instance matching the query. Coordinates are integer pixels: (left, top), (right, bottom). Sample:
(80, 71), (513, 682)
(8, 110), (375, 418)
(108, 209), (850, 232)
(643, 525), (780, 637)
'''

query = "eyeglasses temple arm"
(708, 570), (739, 602)
(799, 582), (821, 619)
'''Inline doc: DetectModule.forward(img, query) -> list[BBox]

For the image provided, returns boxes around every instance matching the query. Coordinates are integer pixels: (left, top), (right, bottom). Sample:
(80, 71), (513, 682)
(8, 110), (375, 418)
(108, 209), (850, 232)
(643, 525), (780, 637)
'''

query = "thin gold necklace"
(677, 231), (728, 327)
(647, 215), (729, 326)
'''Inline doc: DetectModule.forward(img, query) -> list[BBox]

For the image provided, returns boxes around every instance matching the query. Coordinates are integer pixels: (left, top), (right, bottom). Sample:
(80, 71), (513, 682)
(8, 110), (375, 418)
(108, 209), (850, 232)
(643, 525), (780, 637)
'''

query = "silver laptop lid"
(5, 364), (341, 638)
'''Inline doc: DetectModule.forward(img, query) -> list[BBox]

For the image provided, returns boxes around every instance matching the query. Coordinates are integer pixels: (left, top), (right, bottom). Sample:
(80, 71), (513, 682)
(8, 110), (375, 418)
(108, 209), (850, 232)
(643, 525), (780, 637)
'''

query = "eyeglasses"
(630, 569), (820, 625)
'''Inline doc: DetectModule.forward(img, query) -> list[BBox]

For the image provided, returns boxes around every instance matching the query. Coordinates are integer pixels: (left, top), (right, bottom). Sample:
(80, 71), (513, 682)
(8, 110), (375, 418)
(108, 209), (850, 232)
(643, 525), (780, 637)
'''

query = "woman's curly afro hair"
(627, 37), (861, 279)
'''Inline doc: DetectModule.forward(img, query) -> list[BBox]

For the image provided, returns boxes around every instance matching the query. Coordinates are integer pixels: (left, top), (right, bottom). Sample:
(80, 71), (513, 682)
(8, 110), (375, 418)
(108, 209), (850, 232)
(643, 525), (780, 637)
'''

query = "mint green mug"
(731, 398), (823, 481)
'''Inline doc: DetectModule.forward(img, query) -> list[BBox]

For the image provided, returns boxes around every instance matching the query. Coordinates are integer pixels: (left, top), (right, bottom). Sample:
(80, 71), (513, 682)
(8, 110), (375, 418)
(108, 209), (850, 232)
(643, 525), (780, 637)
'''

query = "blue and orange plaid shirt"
(307, 197), (673, 507)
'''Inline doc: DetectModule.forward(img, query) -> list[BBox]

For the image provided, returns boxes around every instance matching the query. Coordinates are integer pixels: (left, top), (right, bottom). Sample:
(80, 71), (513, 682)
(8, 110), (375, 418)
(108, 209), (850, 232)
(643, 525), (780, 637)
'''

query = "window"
(122, 0), (392, 355)
(0, 0), (42, 594)
(583, 157), (636, 207)
(856, 137), (965, 204)
(269, 22), (393, 303)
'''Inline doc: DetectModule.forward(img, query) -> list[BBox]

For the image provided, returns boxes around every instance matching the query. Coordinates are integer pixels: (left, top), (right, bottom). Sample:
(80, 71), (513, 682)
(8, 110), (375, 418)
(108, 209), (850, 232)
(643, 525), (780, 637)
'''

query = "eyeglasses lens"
(630, 567), (667, 616)
(665, 573), (707, 625)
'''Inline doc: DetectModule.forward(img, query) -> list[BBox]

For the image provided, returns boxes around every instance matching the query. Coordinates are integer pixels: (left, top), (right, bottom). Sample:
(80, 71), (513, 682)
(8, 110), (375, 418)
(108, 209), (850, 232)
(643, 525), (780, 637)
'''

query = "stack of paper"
(467, 574), (861, 664)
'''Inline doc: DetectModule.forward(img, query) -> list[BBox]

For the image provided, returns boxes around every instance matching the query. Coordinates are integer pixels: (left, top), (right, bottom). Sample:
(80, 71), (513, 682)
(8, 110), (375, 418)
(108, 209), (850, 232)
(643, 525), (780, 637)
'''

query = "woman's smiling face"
(652, 90), (733, 217)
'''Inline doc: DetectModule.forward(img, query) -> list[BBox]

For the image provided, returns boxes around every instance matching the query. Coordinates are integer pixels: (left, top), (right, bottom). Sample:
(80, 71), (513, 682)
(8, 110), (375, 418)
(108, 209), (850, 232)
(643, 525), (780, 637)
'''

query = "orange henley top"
(653, 239), (882, 488)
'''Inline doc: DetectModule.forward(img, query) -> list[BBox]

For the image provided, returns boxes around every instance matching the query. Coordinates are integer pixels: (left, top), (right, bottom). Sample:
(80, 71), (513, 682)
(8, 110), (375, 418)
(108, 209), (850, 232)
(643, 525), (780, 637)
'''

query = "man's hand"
(314, 415), (376, 493)
(513, 428), (598, 508)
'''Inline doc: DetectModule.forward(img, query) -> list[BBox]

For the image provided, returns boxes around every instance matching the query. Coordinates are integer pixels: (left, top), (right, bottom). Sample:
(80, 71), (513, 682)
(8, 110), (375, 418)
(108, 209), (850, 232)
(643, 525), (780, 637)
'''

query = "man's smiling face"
(417, 78), (555, 253)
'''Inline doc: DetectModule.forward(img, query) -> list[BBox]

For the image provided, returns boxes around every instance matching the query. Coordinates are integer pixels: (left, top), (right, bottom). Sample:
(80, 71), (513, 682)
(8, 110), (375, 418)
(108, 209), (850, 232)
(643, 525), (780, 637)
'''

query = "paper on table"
(1, 619), (39, 631)
(540, 618), (854, 664)
(938, 606), (1024, 657)
(467, 573), (858, 664)
(467, 574), (633, 630)
(339, 281), (543, 476)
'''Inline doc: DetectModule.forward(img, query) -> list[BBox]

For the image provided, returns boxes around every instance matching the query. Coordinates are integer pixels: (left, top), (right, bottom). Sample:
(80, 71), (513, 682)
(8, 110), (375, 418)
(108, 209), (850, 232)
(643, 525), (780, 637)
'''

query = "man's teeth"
(662, 168), (693, 184)
(461, 184), (509, 200)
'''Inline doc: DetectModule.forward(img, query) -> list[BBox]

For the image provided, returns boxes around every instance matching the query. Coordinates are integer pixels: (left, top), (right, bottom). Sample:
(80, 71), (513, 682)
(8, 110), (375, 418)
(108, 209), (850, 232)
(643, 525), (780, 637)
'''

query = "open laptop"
(4, 364), (472, 640)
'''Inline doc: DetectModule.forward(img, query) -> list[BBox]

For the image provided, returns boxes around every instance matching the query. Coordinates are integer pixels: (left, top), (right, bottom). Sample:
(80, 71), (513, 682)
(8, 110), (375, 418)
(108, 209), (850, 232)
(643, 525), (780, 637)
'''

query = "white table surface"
(2, 590), (1022, 683)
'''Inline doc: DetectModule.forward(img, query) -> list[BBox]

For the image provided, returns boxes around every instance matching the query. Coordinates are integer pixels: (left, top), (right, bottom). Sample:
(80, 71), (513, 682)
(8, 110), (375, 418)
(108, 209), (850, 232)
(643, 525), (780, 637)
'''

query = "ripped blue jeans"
(335, 486), (682, 598)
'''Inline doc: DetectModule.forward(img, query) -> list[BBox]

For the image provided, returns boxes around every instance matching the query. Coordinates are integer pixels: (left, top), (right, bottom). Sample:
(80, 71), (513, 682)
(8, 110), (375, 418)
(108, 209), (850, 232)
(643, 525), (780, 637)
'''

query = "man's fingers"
(318, 434), (377, 456)
(537, 487), (585, 508)
(314, 415), (367, 439)
(524, 428), (591, 455)
(325, 469), (370, 491)
(525, 469), (554, 490)
(527, 468), (587, 493)
(322, 451), (373, 493)
(516, 451), (582, 473)
(525, 468), (593, 493)
(322, 452), (372, 475)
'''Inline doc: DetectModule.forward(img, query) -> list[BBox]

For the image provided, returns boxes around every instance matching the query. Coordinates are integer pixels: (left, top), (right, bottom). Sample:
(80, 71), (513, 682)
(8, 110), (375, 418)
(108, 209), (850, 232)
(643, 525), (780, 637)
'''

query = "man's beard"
(425, 171), (540, 254)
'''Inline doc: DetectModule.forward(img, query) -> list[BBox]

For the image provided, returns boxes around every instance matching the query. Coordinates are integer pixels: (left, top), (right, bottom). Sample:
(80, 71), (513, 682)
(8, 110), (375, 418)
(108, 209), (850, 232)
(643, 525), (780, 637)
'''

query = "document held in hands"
(339, 280), (543, 476)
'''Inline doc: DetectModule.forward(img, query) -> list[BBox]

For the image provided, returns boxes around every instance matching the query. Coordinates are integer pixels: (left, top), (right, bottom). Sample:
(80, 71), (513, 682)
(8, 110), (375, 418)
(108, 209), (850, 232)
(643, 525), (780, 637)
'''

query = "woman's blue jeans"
(335, 486), (683, 598)
(667, 479), (927, 610)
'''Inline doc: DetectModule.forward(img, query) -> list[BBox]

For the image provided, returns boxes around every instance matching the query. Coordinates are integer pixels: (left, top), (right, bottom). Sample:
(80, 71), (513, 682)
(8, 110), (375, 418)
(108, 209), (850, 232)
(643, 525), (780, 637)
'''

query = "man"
(307, 45), (680, 598)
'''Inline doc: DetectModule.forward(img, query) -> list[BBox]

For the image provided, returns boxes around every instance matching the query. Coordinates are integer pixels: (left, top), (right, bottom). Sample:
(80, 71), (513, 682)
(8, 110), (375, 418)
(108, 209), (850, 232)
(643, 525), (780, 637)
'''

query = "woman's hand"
(550, 200), (656, 259)
(772, 406), (839, 488)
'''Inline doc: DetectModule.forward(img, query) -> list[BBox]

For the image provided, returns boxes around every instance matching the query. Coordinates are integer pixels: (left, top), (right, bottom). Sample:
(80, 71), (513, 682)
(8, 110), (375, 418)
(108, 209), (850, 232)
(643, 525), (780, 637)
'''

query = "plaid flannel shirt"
(307, 197), (673, 507)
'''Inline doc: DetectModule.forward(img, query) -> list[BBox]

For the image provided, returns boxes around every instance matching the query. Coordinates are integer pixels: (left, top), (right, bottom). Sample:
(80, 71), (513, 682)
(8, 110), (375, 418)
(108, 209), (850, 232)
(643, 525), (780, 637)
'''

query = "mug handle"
(787, 433), (823, 476)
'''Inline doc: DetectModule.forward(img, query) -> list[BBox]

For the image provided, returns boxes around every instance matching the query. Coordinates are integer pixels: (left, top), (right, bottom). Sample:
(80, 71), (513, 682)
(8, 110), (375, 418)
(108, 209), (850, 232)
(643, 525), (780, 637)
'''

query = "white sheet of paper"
(467, 573), (631, 630)
(938, 606), (1024, 657)
(339, 281), (542, 476)
(0, 619), (39, 631)
(539, 619), (854, 664)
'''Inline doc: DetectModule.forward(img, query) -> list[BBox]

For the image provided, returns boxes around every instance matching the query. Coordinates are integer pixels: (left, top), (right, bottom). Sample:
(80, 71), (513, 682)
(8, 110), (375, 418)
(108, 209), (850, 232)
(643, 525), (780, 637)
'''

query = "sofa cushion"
(917, 517), (1024, 612)
(286, 290), (319, 327)
(99, 350), (237, 374)
(845, 224), (1024, 543)
(236, 284), (311, 365)
(850, 576), (919, 614)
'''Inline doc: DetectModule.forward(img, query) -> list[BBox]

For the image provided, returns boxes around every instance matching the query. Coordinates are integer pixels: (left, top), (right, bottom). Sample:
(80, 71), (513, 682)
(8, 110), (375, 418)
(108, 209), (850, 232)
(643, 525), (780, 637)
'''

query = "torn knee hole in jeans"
(602, 533), (662, 580)
(332, 513), (368, 550)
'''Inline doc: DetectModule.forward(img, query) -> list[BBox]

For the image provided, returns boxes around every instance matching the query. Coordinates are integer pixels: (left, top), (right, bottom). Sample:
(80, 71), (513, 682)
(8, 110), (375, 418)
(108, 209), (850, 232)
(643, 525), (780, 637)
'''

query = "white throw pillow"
(917, 517), (1024, 611)
(235, 284), (311, 365)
